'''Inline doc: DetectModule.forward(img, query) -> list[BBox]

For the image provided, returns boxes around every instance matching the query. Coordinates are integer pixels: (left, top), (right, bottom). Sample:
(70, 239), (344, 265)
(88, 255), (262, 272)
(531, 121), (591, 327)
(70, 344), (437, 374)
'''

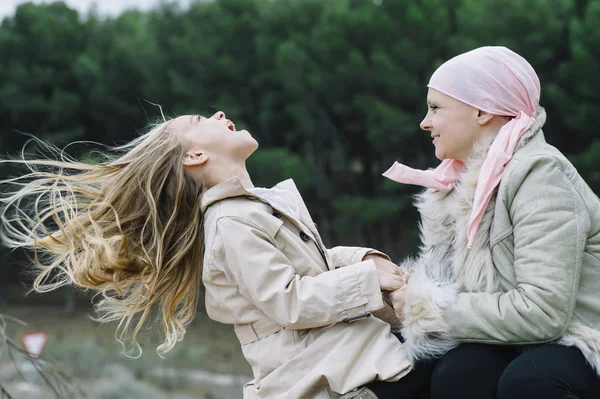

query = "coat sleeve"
(327, 247), (403, 330)
(214, 216), (385, 329)
(327, 246), (391, 268)
(445, 156), (590, 343)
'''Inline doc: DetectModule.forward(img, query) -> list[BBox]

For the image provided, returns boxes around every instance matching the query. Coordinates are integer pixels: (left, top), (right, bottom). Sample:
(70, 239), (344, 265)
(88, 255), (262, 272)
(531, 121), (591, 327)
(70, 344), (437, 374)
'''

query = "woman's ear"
(477, 110), (495, 126)
(183, 151), (208, 167)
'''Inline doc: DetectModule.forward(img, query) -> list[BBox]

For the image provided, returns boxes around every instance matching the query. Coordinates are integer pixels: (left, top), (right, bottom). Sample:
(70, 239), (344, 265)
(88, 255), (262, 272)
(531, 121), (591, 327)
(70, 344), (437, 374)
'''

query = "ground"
(0, 297), (252, 399)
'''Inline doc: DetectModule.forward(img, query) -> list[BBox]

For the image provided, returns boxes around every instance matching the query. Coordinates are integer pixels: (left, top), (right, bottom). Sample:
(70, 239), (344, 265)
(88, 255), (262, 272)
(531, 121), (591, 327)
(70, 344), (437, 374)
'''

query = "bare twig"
(0, 384), (13, 399)
(0, 314), (86, 398)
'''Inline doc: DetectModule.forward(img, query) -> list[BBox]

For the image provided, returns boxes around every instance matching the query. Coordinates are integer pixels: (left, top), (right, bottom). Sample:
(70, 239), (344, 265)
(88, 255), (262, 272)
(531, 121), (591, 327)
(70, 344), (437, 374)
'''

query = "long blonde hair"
(0, 119), (205, 357)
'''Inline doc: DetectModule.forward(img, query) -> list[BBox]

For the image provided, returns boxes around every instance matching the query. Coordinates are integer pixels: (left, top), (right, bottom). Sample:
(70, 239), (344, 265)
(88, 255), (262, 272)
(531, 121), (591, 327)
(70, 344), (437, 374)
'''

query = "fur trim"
(400, 268), (459, 363)
(559, 322), (600, 374)
(448, 133), (498, 293)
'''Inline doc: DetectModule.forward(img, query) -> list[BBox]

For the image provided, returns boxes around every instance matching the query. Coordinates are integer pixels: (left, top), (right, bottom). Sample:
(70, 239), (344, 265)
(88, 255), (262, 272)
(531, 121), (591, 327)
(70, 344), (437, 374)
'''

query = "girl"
(0, 111), (431, 398)
(386, 46), (600, 399)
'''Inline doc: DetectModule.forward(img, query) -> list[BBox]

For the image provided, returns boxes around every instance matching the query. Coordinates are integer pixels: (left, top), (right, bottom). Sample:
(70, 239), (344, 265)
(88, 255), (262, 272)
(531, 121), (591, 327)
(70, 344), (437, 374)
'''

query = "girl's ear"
(183, 151), (208, 167)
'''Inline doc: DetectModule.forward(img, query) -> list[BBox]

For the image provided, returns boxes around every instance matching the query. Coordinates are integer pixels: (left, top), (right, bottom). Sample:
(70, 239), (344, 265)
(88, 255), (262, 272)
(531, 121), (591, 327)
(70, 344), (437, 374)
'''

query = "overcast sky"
(0, 0), (193, 20)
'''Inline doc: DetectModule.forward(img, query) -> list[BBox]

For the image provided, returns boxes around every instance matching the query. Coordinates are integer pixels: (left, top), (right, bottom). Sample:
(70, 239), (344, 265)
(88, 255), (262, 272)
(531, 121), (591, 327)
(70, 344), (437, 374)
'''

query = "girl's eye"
(429, 105), (439, 111)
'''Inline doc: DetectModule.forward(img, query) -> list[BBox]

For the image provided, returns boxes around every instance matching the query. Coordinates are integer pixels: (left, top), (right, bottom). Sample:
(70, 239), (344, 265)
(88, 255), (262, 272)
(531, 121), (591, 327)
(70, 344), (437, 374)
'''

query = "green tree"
(0, 2), (88, 150)
(253, 0), (454, 253)
(450, 0), (575, 149)
(0, 0), (598, 262)
(72, 10), (160, 143)
(549, 0), (600, 190)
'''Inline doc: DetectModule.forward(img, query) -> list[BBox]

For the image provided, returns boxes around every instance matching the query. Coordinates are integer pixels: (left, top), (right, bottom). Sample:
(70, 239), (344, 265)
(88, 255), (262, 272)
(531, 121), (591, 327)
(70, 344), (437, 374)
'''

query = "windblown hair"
(0, 120), (205, 357)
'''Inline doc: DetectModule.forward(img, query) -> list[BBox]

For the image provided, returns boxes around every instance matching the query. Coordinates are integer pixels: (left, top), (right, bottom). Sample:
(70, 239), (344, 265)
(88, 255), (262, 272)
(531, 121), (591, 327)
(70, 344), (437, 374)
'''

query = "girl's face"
(174, 111), (258, 166)
(420, 89), (484, 162)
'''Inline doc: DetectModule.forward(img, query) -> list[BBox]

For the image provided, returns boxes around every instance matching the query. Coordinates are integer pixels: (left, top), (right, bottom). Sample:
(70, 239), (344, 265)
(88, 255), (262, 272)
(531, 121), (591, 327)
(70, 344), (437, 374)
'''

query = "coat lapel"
(273, 179), (334, 270)
(272, 180), (319, 240)
(203, 177), (333, 270)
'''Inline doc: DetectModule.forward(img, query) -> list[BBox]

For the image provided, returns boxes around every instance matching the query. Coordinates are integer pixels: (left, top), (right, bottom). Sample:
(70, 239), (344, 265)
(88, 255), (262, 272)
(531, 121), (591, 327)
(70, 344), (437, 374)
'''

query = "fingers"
(374, 259), (405, 275)
(389, 286), (407, 321)
(401, 272), (410, 284)
(389, 269), (410, 286)
(395, 306), (404, 321)
(379, 261), (410, 282)
(379, 272), (405, 291)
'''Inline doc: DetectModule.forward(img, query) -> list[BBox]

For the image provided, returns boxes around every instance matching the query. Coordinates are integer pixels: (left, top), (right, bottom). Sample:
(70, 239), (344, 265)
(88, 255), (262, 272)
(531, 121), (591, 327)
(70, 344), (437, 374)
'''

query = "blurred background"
(0, 0), (598, 397)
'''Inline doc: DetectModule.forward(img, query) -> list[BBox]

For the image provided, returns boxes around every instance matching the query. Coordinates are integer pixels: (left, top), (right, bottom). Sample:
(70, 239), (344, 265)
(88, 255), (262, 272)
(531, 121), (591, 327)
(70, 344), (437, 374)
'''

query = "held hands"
(388, 286), (407, 322)
(363, 254), (410, 291)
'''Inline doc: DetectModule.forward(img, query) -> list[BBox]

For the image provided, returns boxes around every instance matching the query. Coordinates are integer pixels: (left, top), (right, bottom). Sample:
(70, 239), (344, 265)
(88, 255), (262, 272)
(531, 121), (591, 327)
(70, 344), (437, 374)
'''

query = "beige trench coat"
(201, 177), (411, 399)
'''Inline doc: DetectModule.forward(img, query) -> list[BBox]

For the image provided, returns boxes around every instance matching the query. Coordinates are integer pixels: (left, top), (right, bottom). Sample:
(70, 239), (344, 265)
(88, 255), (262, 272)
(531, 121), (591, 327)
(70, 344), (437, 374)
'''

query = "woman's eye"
(429, 105), (439, 112)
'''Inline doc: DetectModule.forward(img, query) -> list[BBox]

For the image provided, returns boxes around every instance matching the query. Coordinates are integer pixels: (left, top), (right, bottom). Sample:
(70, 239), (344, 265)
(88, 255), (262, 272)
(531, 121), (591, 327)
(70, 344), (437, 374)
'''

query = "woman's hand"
(363, 254), (409, 291)
(389, 286), (408, 322)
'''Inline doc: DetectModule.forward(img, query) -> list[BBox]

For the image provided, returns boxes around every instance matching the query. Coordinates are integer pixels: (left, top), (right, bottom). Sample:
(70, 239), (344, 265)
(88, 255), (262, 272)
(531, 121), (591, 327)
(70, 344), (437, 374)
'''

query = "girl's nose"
(212, 111), (226, 120)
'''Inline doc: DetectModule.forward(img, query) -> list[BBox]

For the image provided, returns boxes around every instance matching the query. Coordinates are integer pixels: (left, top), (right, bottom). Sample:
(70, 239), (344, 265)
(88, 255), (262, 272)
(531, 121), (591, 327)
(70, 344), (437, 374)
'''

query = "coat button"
(272, 211), (282, 219)
(299, 231), (310, 242)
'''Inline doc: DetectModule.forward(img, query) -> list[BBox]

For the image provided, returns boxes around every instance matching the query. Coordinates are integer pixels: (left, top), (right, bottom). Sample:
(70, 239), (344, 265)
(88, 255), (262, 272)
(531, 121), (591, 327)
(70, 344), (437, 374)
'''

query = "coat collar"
(201, 177), (327, 263)
(201, 177), (300, 214)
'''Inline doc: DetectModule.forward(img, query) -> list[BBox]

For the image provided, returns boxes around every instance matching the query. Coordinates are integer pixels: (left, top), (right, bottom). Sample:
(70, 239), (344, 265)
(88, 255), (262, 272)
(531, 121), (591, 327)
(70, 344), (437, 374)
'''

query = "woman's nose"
(420, 115), (431, 131)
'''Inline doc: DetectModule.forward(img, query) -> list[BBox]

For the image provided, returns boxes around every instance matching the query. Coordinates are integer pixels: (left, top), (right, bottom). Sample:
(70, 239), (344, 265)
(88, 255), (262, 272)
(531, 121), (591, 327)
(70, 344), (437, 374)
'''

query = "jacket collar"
(201, 176), (322, 244)
(201, 176), (302, 215)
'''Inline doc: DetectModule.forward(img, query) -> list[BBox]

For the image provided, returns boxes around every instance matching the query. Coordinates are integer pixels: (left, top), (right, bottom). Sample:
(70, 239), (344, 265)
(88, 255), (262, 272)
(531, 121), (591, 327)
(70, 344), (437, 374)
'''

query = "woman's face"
(173, 111), (258, 164)
(420, 88), (484, 162)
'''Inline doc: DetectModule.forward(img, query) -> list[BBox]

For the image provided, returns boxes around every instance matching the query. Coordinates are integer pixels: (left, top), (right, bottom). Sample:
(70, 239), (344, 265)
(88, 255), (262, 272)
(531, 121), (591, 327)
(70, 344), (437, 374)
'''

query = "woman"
(385, 46), (600, 398)
(0, 111), (432, 398)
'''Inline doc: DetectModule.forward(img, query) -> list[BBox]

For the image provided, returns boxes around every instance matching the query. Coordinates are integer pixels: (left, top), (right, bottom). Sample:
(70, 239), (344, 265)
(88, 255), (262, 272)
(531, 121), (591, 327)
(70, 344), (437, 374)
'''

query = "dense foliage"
(0, 0), (597, 262)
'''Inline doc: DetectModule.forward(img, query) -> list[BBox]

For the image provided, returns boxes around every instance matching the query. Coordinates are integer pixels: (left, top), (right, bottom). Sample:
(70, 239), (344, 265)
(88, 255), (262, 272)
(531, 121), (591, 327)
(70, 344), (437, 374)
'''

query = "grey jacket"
(400, 107), (600, 375)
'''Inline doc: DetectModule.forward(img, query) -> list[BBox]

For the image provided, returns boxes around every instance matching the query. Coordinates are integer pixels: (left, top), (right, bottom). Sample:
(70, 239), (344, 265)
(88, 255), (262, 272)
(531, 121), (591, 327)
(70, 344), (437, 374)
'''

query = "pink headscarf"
(383, 46), (541, 248)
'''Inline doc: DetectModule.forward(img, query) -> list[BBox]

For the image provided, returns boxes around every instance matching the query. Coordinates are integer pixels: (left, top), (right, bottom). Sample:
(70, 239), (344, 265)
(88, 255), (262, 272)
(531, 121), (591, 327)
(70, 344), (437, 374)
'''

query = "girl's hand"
(363, 254), (410, 290)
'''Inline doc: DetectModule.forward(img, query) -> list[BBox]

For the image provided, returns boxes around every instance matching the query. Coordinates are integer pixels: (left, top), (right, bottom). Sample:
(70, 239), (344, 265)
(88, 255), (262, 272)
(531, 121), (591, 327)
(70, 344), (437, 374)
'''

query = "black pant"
(431, 343), (600, 399)
(366, 359), (436, 399)
(364, 333), (435, 399)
